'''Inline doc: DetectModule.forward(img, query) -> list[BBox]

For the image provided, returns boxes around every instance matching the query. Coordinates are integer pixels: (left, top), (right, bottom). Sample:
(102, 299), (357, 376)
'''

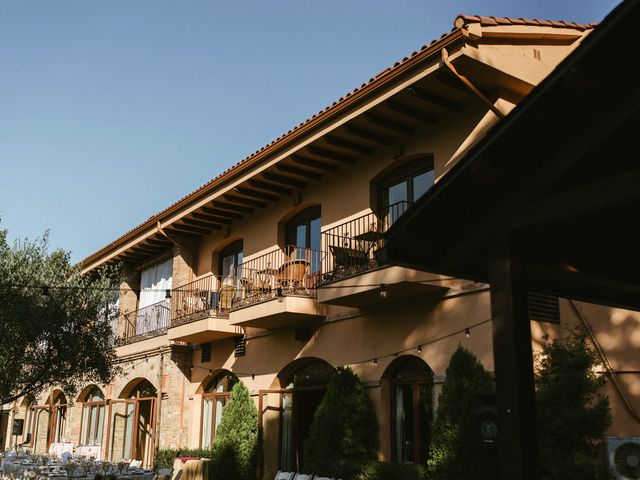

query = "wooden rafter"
(276, 164), (322, 180)
(223, 194), (267, 208)
(211, 201), (254, 214)
(200, 206), (243, 220)
(324, 135), (374, 155)
(386, 100), (437, 124)
(306, 146), (354, 164)
(291, 155), (339, 172)
(344, 126), (393, 145)
(248, 179), (292, 195)
(407, 86), (463, 111)
(364, 113), (414, 135)
(167, 223), (210, 235)
(236, 187), (279, 202)
(262, 172), (307, 188)
(187, 214), (229, 226)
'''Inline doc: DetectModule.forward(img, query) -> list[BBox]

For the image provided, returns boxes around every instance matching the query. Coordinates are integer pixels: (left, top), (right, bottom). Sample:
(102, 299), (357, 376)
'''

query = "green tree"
(303, 367), (378, 480)
(536, 331), (611, 480)
(427, 346), (497, 480)
(0, 226), (119, 405)
(210, 382), (258, 480)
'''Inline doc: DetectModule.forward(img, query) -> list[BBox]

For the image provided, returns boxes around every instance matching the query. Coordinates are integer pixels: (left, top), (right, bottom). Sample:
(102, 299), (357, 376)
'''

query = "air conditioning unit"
(609, 437), (640, 480)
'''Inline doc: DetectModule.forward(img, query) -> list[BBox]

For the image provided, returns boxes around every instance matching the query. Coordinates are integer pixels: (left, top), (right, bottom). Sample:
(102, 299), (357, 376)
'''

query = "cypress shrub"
(427, 345), (497, 480)
(536, 331), (611, 480)
(303, 367), (378, 480)
(210, 382), (258, 480)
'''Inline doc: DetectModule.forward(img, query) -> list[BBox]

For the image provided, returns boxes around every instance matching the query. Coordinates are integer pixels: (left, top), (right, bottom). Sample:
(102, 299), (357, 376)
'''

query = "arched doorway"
(383, 356), (434, 464)
(106, 379), (157, 467)
(278, 358), (334, 472)
(78, 386), (106, 449)
(199, 370), (239, 448)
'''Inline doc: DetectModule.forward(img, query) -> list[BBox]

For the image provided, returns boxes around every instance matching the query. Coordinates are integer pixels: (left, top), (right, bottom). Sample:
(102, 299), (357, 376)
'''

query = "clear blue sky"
(0, 0), (620, 263)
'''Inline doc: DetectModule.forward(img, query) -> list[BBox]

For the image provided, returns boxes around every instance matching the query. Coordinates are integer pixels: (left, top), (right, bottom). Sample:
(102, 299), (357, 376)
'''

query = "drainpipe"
(154, 347), (164, 464)
(441, 48), (505, 119)
(570, 300), (640, 424)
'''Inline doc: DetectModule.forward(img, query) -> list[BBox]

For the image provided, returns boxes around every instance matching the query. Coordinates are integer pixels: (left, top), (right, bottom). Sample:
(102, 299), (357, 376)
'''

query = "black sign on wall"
(473, 393), (498, 446)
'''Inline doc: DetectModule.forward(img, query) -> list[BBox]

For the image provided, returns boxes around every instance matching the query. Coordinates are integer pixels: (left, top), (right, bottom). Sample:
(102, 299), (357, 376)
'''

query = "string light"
(417, 345), (422, 354)
(465, 328), (471, 338)
(373, 358), (378, 367)
(379, 284), (388, 299)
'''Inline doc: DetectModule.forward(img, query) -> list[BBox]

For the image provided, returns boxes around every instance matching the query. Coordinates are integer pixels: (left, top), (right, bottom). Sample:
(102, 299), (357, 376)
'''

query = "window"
(201, 372), (239, 448)
(79, 387), (105, 446)
(285, 206), (321, 272)
(219, 239), (244, 281)
(379, 158), (434, 225)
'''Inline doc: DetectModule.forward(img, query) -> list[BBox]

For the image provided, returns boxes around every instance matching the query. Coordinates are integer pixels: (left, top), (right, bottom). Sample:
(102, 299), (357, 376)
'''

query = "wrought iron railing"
(232, 245), (325, 309)
(118, 299), (171, 345)
(319, 201), (410, 284)
(171, 274), (234, 327)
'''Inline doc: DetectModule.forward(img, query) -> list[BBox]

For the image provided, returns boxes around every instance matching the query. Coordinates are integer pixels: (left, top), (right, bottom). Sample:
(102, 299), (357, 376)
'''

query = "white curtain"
(138, 258), (173, 308)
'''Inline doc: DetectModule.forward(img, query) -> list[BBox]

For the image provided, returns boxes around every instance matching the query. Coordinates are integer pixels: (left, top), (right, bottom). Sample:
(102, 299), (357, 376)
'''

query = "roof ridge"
(454, 13), (598, 30)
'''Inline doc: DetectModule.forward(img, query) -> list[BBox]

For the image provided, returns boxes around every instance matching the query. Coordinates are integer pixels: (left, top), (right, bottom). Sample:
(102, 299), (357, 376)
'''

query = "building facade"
(3, 14), (639, 479)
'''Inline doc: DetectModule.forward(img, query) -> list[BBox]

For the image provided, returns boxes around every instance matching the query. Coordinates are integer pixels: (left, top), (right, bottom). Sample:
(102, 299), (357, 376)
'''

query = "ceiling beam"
(324, 135), (374, 155)
(344, 126), (393, 146)
(223, 194), (267, 208)
(181, 212), (231, 230)
(236, 187), (280, 202)
(167, 224), (209, 235)
(407, 86), (463, 111)
(248, 179), (292, 195)
(201, 206), (243, 220)
(306, 146), (355, 164)
(143, 238), (172, 248)
(262, 172), (307, 188)
(291, 155), (339, 173)
(386, 100), (437, 124)
(211, 201), (254, 214)
(363, 113), (414, 135)
(277, 164), (322, 181)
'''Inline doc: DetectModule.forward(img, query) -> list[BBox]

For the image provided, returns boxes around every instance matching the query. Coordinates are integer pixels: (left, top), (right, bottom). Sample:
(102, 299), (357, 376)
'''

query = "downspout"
(569, 300), (640, 424)
(441, 48), (506, 119)
(154, 347), (164, 466)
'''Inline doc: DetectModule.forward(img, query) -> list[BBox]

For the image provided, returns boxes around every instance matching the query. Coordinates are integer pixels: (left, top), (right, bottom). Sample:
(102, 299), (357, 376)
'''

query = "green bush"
(303, 367), (378, 480)
(210, 382), (258, 480)
(536, 331), (611, 480)
(356, 461), (426, 480)
(155, 447), (213, 469)
(427, 345), (497, 480)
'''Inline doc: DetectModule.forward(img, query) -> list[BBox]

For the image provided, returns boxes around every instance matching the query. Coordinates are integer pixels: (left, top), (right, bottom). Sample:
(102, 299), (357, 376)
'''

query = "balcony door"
(285, 206), (321, 273)
(380, 158), (434, 226)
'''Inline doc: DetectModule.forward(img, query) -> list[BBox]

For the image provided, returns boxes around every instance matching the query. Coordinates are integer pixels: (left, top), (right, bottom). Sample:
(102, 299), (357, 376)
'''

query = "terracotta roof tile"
(81, 12), (597, 267)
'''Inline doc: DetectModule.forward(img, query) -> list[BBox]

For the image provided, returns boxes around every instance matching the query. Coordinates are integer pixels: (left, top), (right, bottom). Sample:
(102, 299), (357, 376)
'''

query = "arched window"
(219, 239), (244, 281)
(384, 356), (434, 464)
(51, 391), (67, 444)
(279, 359), (334, 472)
(200, 371), (239, 448)
(285, 206), (321, 272)
(79, 387), (106, 446)
(377, 157), (434, 225)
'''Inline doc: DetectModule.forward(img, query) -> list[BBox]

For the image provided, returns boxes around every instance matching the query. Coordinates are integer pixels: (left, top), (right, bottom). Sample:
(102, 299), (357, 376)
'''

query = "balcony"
(167, 274), (241, 343)
(317, 202), (449, 307)
(228, 245), (326, 328)
(117, 299), (171, 345)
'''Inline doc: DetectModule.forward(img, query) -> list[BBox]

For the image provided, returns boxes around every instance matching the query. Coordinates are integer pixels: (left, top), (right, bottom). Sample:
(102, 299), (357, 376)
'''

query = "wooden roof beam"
(236, 187), (280, 202)
(189, 213), (231, 225)
(262, 172), (307, 188)
(406, 86), (463, 111)
(364, 113), (414, 135)
(167, 224), (210, 235)
(211, 201), (254, 214)
(324, 135), (374, 155)
(182, 217), (226, 229)
(223, 194), (267, 208)
(306, 146), (354, 164)
(200, 206), (243, 220)
(277, 164), (322, 181)
(386, 100), (438, 124)
(291, 155), (339, 173)
(344, 126), (393, 146)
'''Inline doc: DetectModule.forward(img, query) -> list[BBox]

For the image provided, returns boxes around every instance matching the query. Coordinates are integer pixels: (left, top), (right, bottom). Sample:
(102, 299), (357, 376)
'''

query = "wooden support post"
(488, 235), (540, 480)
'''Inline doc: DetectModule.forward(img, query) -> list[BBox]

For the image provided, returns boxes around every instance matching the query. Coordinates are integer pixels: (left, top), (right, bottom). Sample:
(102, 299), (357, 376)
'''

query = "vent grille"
(234, 336), (246, 357)
(528, 292), (560, 324)
(201, 343), (211, 363)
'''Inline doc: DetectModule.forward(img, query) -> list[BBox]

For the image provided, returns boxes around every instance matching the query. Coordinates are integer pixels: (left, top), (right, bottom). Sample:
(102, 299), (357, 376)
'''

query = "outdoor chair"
(274, 472), (294, 480)
(276, 259), (309, 292)
(219, 284), (236, 311)
(292, 475), (313, 480)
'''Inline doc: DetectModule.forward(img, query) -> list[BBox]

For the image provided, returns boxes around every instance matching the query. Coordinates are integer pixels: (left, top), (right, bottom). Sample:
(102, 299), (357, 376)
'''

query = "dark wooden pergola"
(379, 1), (640, 478)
